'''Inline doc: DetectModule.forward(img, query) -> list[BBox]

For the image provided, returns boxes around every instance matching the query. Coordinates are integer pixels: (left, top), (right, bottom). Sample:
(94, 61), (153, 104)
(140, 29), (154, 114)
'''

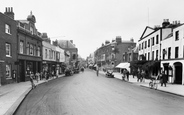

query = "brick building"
(95, 36), (136, 71)
(0, 7), (18, 85)
(17, 12), (42, 82)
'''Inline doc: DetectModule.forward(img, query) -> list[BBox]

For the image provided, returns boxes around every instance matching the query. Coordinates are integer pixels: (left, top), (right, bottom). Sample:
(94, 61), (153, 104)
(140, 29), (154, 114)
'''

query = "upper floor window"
(145, 41), (147, 48)
(145, 53), (147, 60)
(152, 51), (154, 60)
(175, 47), (179, 58)
(142, 42), (144, 49)
(30, 44), (34, 55)
(49, 50), (52, 59)
(139, 44), (141, 50)
(148, 52), (150, 60)
(27, 43), (30, 55)
(152, 37), (155, 46)
(5, 24), (11, 34)
(6, 43), (11, 57)
(175, 31), (179, 41)
(156, 50), (158, 60)
(163, 49), (166, 60)
(34, 45), (36, 56)
(148, 39), (150, 47)
(20, 41), (24, 54)
(37, 46), (40, 57)
(168, 47), (171, 59)
(45, 49), (47, 58)
(57, 52), (60, 60)
(156, 35), (159, 44)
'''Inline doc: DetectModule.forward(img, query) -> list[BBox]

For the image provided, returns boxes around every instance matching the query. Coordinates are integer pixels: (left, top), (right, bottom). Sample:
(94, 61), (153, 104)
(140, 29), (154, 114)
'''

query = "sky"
(1, 0), (184, 59)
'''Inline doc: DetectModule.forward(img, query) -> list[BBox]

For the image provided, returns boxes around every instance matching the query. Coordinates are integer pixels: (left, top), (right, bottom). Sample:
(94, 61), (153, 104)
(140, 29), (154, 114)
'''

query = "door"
(174, 62), (182, 84)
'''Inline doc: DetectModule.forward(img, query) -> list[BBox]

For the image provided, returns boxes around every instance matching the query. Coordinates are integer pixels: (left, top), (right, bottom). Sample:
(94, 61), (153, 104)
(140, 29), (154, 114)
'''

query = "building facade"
(17, 12), (42, 82)
(138, 19), (182, 83)
(57, 40), (78, 68)
(0, 7), (18, 85)
(95, 36), (136, 70)
(161, 22), (184, 84)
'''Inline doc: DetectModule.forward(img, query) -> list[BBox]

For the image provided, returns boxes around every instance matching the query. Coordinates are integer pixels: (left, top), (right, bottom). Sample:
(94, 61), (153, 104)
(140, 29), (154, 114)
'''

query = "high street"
(14, 69), (184, 115)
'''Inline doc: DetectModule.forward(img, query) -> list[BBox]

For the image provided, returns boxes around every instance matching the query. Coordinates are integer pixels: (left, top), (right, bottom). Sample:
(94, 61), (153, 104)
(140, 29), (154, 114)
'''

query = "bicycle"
(149, 76), (158, 90)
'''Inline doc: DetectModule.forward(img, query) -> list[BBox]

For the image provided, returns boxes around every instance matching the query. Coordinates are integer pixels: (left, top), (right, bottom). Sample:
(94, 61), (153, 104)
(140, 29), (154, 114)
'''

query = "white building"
(138, 19), (183, 84)
(161, 22), (184, 84)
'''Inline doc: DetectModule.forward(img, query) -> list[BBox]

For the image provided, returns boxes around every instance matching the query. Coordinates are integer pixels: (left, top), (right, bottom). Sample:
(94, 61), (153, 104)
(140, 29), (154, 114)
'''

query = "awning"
(116, 62), (130, 69)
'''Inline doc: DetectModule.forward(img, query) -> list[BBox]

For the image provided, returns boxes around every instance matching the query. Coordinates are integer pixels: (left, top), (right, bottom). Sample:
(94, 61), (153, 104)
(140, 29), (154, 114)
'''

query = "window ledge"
(5, 32), (12, 35)
(6, 55), (12, 58)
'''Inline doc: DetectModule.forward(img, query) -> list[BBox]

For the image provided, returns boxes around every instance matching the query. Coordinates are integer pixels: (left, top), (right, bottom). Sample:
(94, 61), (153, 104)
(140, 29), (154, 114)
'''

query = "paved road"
(14, 69), (184, 115)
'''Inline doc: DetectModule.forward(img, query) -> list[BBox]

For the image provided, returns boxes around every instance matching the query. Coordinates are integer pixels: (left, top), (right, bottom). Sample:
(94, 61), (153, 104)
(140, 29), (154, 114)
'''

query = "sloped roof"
(58, 40), (76, 48)
(139, 26), (155, 40)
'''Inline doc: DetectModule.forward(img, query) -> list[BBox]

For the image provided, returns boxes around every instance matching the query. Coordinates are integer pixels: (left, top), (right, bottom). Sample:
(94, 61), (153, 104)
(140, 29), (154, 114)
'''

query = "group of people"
(29, 71), (57, 89)
(133, 70), (167, 87)
(122, 69), (130, 81)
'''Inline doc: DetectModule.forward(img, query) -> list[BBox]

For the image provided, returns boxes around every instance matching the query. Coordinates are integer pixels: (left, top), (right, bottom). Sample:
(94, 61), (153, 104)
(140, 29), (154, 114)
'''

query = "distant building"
(57, 40), (78, 68)
(95, 36), (136, 70)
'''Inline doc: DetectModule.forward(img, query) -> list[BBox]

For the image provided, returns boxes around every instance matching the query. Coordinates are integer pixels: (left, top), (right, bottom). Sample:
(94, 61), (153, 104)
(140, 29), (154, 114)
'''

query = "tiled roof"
(58, 40), (76, 48)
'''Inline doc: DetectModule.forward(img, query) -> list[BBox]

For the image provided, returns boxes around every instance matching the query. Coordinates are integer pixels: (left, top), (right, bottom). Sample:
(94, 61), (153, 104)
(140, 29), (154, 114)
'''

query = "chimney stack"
(162, 19), (170, 28)
(4, 7), (14, 19)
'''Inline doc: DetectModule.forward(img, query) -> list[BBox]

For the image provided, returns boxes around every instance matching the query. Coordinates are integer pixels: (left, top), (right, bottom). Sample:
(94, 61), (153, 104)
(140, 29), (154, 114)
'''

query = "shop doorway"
(174, 62), (182, 84)
(19, 60), (25, 82)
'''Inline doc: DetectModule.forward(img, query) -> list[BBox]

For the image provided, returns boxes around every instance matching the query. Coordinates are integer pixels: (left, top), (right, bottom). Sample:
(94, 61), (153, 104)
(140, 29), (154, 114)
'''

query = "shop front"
(161, 60), (184, 85)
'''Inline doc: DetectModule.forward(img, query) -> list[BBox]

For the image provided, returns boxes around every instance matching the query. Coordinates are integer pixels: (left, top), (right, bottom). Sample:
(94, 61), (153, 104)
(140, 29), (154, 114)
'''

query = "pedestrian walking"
(35, 72), (39, 83)
(46, 71), (49, 82)
(141, 70), (146, 82)
(122, 69), (126, 81)
(137, 71), (141, 82)
(126, 70), (130, 81)
(40, 72), (43, 80)
(30, 72), (36, 89)
(160, 72), (167, 87)
(96, 65), (99, 76)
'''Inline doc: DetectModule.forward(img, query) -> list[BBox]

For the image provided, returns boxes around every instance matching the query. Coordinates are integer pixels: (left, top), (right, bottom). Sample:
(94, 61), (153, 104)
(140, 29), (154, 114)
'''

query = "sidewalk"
(0, 74), (64, 115)
(99, 71), (184, 97)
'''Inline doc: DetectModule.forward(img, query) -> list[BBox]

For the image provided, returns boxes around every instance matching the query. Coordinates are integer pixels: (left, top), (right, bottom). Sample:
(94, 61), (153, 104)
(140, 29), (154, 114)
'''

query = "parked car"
(64, 68), (73, 76)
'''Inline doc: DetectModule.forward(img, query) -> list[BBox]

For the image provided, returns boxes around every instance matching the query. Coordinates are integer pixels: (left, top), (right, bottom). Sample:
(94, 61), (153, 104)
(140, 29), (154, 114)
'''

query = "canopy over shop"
(115, 62), (130, 73)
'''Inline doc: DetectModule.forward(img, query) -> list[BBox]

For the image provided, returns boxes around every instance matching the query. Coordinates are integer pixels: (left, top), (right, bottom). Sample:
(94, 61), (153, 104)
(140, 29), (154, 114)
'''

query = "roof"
(58, 40), (76, 49)
(139, 26), (155, 41)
